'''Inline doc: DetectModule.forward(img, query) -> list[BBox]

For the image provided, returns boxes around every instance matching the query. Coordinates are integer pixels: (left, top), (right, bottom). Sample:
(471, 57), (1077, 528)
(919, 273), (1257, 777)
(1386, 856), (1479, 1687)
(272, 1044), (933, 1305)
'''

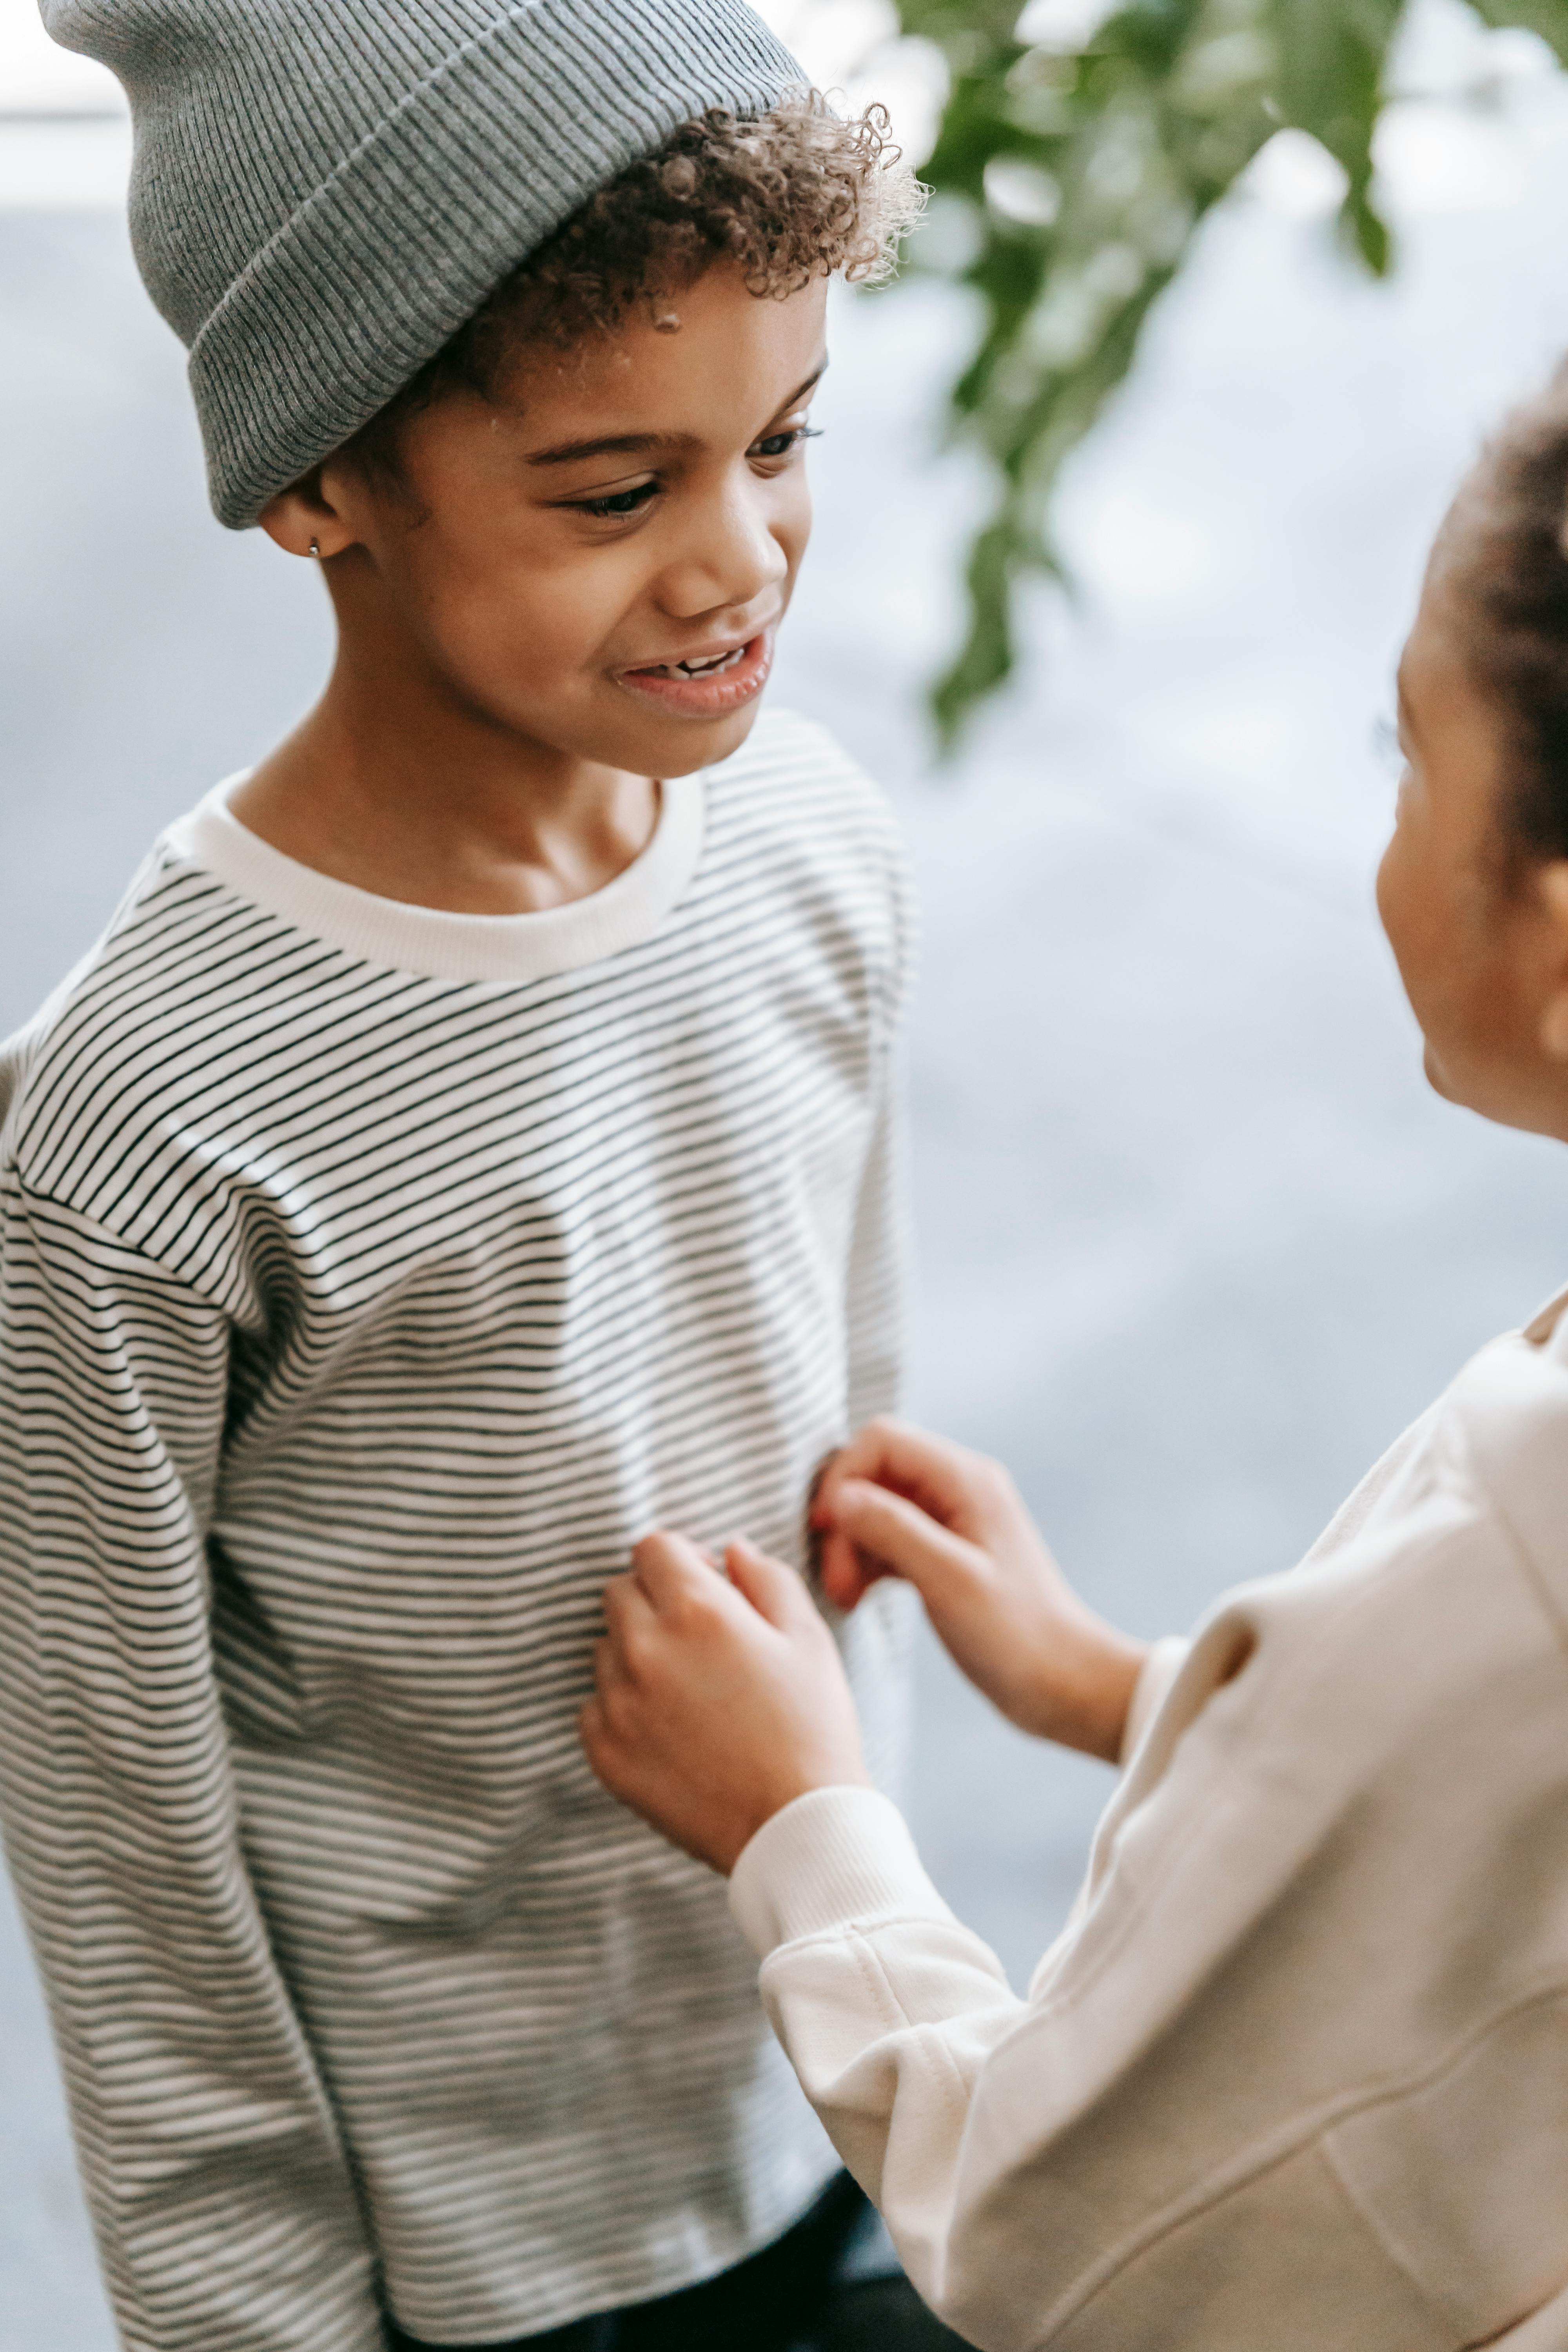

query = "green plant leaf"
(895, 0), (1547, 746)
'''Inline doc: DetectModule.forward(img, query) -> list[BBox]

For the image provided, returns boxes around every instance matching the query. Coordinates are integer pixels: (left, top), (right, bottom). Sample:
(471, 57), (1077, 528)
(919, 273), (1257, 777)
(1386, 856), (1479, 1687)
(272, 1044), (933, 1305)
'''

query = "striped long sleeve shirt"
(0, 708), (916, 2352)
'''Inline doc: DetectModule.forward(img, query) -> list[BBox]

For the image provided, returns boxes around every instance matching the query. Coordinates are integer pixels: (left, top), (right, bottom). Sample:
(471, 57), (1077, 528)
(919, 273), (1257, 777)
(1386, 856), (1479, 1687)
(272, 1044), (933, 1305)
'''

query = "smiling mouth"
(615, 628), (775, 717)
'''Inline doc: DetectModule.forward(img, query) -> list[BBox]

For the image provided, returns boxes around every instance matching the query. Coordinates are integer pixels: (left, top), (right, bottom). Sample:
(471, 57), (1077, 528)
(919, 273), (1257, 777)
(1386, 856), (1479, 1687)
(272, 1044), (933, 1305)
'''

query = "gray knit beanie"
(42, 0), (801, 527)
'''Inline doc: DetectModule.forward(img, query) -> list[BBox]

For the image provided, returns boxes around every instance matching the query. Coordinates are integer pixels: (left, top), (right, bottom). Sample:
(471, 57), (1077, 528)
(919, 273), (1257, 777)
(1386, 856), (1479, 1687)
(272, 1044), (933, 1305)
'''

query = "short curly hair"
(1440, 365), (1568, 872)
(351, 91), (922, 465)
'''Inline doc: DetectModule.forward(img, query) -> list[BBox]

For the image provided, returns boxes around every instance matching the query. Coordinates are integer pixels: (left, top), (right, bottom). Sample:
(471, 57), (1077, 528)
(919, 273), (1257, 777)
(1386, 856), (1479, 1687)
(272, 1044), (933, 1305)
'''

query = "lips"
(616, 628), (775, 718)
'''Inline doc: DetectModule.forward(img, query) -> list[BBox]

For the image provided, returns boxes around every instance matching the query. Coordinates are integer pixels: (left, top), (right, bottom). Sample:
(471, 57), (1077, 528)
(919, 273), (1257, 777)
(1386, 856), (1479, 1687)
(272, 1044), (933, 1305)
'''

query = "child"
(0, 4), (945, 2348)
(582, 370), (1568, 2350)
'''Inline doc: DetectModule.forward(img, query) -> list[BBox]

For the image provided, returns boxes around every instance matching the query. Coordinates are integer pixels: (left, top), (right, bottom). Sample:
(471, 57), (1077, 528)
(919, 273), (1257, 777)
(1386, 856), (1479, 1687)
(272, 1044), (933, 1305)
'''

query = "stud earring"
(309, 537), (321, 557)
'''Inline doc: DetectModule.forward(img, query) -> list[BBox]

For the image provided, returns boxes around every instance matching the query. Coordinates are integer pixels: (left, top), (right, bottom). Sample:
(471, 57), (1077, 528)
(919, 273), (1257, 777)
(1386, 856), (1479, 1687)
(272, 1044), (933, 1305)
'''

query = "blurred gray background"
(7, 0), (1568, 2339)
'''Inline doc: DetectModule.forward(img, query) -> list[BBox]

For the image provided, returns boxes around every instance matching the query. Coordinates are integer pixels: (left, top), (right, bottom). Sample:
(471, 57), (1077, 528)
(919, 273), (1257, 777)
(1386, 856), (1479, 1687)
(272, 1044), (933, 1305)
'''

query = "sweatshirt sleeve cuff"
(1120, 1634), (1191, 1764)
(728, 1786), (954, 1960)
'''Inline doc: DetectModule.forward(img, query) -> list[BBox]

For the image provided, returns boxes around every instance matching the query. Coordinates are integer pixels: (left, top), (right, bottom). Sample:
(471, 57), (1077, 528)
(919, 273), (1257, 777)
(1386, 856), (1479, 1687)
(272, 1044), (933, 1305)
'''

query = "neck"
(232, 610), (658, 916)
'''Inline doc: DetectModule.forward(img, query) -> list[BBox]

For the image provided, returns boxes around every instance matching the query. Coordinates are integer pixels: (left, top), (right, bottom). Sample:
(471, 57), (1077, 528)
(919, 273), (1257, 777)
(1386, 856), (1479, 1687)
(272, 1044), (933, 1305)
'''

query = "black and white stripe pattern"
(0, 708), (915, 2352)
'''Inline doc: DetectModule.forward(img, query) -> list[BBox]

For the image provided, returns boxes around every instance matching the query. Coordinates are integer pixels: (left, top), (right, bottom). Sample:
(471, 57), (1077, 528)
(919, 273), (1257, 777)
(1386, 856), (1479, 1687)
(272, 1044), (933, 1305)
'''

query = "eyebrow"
(524, 363), (828, 469)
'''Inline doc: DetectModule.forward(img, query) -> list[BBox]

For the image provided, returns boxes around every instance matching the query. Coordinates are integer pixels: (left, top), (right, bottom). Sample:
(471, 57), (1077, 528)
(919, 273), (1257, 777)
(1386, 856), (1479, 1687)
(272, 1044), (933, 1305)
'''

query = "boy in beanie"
(0, 6), (949, 2348)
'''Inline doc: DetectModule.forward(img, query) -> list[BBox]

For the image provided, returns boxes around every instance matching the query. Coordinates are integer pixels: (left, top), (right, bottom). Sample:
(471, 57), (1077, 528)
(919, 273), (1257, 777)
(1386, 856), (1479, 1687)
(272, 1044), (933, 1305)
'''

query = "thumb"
(723, 1536), (810, 1630)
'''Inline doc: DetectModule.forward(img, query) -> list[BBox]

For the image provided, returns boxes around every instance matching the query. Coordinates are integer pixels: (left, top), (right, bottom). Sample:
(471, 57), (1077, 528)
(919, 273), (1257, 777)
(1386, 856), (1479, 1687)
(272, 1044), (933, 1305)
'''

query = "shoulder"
(1168, 1325), (1568, 1780)
(2, 824), (321, 1239)
(1437, 1321), (1568, 1628)
(4, 838), (183, 1165)
(1061, 1338), (1568, 2031)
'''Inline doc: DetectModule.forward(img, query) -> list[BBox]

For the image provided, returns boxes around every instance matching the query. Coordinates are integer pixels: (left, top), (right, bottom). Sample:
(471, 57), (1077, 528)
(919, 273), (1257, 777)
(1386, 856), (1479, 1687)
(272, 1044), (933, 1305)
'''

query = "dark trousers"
(385, 2172), (971, 2351)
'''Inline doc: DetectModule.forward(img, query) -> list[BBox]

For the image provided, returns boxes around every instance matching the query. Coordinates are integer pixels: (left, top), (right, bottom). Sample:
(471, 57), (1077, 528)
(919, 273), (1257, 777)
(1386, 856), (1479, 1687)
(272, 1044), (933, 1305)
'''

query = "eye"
(573, 479), (660, 520)
(753, 425), (823, 461)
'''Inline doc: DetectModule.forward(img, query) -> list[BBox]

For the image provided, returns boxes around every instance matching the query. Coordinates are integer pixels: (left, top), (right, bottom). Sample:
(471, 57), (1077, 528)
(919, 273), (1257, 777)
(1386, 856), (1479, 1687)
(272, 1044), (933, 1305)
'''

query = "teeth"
(675, 646), (745, 677)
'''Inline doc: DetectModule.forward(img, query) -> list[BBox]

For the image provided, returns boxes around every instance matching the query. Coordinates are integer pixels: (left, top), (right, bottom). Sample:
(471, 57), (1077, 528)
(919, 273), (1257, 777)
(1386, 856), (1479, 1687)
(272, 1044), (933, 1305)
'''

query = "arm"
(578, 1530), (1438, 2352)
(0, 1181), (382, 2352)
(728, 1787), (1030, 2341)
(582, 1396), (1546, 2350)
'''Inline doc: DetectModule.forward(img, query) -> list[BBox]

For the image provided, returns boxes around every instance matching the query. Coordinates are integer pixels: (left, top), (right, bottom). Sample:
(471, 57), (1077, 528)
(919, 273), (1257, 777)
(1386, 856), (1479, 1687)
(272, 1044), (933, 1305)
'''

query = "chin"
(1421, 1042), (1553, 1137)
(1421, 1043), (1454, 1103)
(645, 696), (766, 777)
(1423, 1043), (1490, 1117)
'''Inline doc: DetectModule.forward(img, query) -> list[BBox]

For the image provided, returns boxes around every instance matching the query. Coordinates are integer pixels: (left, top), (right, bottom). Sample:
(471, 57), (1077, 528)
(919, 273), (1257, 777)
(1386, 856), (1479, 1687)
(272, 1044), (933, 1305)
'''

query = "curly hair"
(350, 91), (922, 465)
(1441, 367), (1568, 870)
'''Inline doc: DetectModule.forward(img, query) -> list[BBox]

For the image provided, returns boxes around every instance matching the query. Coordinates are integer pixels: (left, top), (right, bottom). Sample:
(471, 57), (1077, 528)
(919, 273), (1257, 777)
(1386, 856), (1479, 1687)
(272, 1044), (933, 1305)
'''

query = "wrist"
(722, 1757), (872, 1876)
(1014, 1613), (1150, 1762)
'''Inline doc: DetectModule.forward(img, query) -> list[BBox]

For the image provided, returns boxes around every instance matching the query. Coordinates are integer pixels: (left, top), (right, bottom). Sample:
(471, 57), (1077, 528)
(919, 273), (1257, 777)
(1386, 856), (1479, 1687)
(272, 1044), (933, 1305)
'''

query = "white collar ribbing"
(162, 773), (706, 986)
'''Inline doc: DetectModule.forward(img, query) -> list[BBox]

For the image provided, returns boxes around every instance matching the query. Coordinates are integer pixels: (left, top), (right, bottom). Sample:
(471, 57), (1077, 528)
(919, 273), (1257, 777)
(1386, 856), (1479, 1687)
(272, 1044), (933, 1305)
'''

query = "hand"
(580, 1531), (870, 1874)
(812, 1418), (1149, 1763)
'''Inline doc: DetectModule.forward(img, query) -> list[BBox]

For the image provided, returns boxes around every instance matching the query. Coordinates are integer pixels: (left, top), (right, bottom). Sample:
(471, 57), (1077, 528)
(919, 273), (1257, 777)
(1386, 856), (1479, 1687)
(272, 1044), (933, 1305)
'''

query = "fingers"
(722, 1535), (811, 1631)
(817, 1526), (886, 1613)
(598, 1573), (658, 1679)
(630, 1528), (724, 1607)
(629, 1528), (811, 1637)
(822, 1476), (983, 1599)
(596, 1571), (682, 1720)
(813, 1417), (994, 1537)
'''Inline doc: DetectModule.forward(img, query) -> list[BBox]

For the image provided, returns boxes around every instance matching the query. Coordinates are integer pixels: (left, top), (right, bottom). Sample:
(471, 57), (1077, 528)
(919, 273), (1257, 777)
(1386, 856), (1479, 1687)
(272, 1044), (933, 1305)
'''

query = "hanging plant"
(895, 0), (1566, 740)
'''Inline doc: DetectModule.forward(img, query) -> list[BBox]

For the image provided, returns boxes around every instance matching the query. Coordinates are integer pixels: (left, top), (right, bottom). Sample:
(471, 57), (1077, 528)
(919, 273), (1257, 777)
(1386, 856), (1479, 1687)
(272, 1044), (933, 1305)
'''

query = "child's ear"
(1535, 863), (1568, 1060)
(258, 465), (352, 562)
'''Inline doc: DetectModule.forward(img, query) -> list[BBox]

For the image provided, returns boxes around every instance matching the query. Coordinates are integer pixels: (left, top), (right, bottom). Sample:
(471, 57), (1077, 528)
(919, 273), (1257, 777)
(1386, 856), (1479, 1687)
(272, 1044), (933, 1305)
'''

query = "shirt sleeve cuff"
(1120, 1634), (1191, 1763)
(728, 1786), (954, 1960)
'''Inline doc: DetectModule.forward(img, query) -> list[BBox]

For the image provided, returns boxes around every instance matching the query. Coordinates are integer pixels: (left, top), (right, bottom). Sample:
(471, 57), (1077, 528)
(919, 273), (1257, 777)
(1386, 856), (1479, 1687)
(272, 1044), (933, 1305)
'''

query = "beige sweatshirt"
(729, 1291), (1568, 2352)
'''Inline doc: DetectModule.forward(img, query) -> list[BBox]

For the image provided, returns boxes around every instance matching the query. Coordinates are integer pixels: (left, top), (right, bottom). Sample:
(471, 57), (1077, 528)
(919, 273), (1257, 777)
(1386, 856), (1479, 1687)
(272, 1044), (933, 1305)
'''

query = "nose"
(655, 467), (790, 624)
